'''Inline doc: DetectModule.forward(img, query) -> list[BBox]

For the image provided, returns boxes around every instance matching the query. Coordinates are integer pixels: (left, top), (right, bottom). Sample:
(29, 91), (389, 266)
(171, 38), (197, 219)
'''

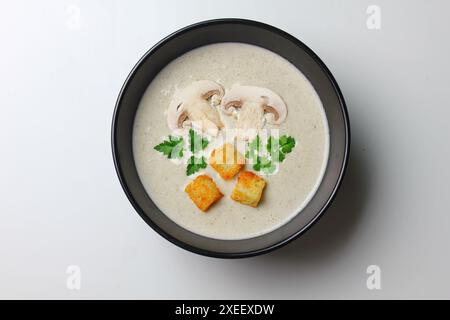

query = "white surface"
(1, 0), (449, 299)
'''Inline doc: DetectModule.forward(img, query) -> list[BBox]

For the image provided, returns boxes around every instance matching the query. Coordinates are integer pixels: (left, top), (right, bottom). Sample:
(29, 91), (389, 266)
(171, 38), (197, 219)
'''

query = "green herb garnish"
(279, 135), (296, 154)
(253, 156), (277, 174)
(154, 130), (295, 177)
(245, 135), (262, 162)
(154, 129), (210, 176)
(246, 134), (296, 174)
(154, 135), (184, 159)
(186, 156), (207, 176)
(267, 135), (296, 163)
(189, 128), (208, 153)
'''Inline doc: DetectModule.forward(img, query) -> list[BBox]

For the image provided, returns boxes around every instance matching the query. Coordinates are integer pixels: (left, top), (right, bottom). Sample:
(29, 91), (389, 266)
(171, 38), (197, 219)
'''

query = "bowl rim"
(112, 18), (351, 258)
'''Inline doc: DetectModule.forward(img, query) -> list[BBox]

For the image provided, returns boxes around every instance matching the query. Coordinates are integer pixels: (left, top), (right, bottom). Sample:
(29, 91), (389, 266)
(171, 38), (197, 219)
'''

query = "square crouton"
(185, 175), (223, 212)
(231, 171), (266, 207)
(209, 143), (245, 180)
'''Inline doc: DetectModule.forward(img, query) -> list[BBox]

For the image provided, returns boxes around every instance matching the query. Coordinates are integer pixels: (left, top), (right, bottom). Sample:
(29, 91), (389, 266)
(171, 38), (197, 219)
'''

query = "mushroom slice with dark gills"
(221, 85), (287, 140)
(167, 80), (224, 137)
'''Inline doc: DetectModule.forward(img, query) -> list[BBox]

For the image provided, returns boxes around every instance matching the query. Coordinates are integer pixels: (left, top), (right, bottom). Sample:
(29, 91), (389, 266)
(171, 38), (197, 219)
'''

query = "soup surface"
(133, 43), (329, 240)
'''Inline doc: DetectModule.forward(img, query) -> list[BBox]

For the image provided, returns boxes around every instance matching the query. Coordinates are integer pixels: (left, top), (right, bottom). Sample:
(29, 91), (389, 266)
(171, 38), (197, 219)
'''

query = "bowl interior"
(112, 19), (349, 258)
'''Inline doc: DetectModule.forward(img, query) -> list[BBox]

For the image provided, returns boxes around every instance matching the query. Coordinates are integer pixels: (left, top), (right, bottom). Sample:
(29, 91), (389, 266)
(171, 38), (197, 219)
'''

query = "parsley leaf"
(267, 136), (282, 162)
(245, 135), (262, 163)
(154, 132), (210, 176)
(279, 135), (296, 154)
(267, 135), (295, 163)
(253, 156), (276, 175)
(154, 135), (184, 159)
(189, 128), (209, 153)
(186, 156), (207, 176)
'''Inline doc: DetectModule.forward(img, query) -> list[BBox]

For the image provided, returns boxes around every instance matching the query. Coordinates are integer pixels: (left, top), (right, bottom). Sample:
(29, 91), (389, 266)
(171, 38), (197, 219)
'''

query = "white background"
(1, 0), (449, 299)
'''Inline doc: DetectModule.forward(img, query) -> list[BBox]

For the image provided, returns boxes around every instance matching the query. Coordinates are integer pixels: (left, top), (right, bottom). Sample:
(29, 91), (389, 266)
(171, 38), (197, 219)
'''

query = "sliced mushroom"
(221, 85), (287, 139)
(167, 80), (224, 136)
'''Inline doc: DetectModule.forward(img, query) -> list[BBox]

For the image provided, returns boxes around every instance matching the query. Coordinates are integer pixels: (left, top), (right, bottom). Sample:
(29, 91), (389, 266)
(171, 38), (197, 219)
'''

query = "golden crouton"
(185, 175), (223, 212)
(209, 143), (245, 180)
(231, 171), (266, 207)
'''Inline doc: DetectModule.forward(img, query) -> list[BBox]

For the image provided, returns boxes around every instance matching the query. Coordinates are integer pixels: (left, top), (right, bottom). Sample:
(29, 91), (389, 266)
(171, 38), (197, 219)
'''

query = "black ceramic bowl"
(112, 19), (350, 258)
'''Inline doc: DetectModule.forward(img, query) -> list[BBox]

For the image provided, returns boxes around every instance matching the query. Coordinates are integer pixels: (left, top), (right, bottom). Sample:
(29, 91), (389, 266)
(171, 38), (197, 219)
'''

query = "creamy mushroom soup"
(133, 43), (329, 240)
